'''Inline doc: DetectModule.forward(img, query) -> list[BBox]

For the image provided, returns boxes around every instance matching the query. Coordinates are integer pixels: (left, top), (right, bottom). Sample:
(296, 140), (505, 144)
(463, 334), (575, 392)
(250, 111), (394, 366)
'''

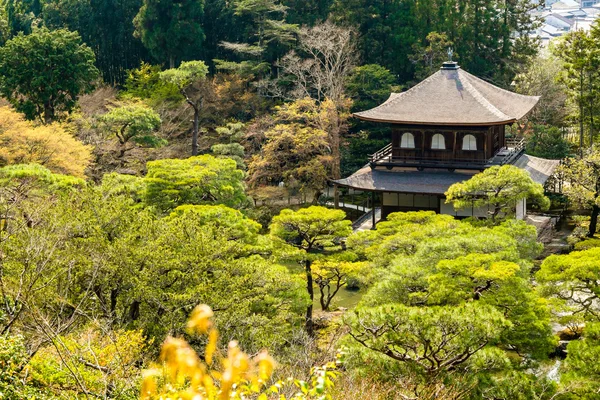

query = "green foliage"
(344, 212), (553, 395)
(345, 64), (398, 112)
(514, 54), (569, 126)
(123, 62), (182, 104)
(0, 163), (85, 192)
(143, 155), (247, 213)
(445, 165), (550, 221)
(247, 98), (340, 197)
(526, 125), (571, 160)
(562, 323), (600, 397)
(30, 328), (148, 398)
(552, 22), (600, 149)
(558, 149), (600, 237)
(410, 31), (454, 81)
(101, 101), (163, 151)
(537, 247), (600, 321)
(217, 0), (297, 76)
(133, 0), (205, 67)
(0, 27), (99, 123)
(574, 238), (600, 251)
(331, 0), (540, 85)
(42, 0), (150, 84)
(270, 206), (352, 252)
(159, 60), (209, 90)
(346, 303), (511, 378)
(0, 335), (46, 399)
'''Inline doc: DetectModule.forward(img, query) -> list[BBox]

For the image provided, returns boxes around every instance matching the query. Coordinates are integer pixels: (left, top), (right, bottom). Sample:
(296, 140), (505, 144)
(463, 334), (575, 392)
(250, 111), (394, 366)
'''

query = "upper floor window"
(462, 134), (477, 151)
(431, 133), (446, 150)
(400, 132), (415, 149)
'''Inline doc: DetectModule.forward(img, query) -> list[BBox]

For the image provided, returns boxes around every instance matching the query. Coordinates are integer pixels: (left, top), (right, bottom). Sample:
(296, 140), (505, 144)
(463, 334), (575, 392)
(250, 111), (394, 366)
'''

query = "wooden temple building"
(332, 61), (560, 227)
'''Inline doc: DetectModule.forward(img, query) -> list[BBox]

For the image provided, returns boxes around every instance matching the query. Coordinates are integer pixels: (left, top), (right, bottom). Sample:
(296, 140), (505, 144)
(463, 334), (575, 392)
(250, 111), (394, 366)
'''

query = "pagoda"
(333, 61), (560, 226)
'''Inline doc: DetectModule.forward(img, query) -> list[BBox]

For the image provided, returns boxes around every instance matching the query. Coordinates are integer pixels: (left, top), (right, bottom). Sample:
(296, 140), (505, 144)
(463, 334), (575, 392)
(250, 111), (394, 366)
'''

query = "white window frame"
(431, 133), (446, 150)
(462, 134), (477, 151)
(400, 132), (415, 149)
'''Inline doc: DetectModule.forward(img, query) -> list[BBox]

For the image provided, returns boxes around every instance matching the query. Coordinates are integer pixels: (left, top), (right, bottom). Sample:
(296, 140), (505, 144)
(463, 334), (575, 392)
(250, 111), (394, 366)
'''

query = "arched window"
(400, 132), (415, 149)
(462, 134), (477, 151)
(431, 134), (446, 150)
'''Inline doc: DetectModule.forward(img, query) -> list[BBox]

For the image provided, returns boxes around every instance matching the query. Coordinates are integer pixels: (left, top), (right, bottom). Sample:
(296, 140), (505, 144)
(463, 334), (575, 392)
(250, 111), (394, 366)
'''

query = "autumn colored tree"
(0, 27), (99, 123)
(247, 98), (346, 198)
(0, 107), (92, 177)
(270, 206), (352, 334)
(445, 165), (550, 221)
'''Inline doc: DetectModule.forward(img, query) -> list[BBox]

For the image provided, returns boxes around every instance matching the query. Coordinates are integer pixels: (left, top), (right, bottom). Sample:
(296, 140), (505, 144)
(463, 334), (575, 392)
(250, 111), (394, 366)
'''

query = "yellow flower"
(187, 305), (214, 335)
(255, 351), (276, 382)
(140, 368), (160, 399)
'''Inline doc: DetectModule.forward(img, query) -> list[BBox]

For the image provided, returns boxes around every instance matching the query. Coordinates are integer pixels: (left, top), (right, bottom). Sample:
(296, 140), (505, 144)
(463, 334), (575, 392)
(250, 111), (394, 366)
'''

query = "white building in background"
(536, 0), (600, 46)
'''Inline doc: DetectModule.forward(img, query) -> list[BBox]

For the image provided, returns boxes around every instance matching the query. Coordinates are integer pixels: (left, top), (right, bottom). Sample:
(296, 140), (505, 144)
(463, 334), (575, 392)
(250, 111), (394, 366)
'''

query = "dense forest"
(2, 0), (600, 398)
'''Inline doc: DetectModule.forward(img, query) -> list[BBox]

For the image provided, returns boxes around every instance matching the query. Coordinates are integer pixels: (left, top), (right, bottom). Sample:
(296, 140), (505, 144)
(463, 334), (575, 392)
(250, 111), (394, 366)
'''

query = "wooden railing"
(369, 137), (527, 169)
(369, 143), (393, 163)
(500, 138), (526, 165)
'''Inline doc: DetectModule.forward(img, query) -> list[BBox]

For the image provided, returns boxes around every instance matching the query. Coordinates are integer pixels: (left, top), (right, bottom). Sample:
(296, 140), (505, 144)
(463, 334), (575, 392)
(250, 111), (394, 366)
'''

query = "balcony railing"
(369, 138), (526, 170)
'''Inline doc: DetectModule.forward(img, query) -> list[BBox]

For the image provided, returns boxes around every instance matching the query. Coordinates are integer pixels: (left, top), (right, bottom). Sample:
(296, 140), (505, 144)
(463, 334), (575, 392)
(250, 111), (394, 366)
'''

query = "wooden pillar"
(371, 191), (376, 230)
(452, 131), (457, 160)
(334, 184), (339, 209)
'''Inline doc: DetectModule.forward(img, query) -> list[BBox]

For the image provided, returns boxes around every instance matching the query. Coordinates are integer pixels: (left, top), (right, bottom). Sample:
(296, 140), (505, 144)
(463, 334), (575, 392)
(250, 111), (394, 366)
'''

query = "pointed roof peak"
(354, 66), (539, 126)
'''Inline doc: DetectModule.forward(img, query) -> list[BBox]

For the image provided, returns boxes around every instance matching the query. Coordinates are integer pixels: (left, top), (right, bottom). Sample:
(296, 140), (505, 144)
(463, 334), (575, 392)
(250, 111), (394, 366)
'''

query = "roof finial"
(447, 47), (454, 62)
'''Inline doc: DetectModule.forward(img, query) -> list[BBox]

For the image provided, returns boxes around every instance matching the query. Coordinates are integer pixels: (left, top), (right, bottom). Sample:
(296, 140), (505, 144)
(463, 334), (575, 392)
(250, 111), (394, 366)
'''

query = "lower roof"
(332, 154), (560, 195)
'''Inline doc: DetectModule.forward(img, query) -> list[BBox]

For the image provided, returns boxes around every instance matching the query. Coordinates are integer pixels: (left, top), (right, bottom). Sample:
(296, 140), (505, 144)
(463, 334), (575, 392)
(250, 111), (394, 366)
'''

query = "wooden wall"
(390, 125), (505, 163)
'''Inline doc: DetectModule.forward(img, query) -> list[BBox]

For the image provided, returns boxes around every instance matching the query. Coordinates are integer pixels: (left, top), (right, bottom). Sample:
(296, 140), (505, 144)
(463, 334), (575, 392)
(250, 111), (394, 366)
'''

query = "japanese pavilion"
(332, 60), (560, 227)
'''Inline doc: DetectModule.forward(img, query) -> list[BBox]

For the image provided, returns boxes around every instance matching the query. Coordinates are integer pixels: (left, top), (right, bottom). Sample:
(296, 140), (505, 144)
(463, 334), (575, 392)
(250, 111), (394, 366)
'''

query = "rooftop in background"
(353, 62), (540, 127)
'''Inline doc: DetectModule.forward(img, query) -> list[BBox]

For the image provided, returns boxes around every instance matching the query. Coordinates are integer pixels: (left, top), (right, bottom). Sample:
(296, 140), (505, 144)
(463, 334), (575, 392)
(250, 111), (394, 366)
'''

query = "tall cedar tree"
(134, 0), (205, 68)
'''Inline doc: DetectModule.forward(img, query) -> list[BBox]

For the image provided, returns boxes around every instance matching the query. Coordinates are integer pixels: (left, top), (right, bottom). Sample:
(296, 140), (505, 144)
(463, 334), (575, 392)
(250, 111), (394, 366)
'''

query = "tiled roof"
(353, 66), (540, 126)
(333, 154), (560, 194)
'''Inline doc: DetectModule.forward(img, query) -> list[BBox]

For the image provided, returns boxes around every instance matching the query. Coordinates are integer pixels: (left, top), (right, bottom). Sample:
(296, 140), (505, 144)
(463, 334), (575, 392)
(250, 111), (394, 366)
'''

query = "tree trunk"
(127, 301), (140, 322)
(580, 73), (585, 157)
(305, 260), (314, 336)
(43, 102), (54, 124)
(192, 107), (200, 156)
(589, 204), (599, 238)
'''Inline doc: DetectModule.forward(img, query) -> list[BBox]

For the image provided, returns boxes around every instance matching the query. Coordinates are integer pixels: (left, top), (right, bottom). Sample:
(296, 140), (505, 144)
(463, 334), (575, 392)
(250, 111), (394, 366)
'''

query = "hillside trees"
(514, 53), (569, 127)
(0, 27), (99, 123)
(42, 0), (150, 84)
(331, 0), (540, 85)
(553, 23), (600, 151)
(217, 0), (297, 76)
(133, 0), (205, 68)
(445, 165), (550, 221)
(0, 166), (306, 362)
